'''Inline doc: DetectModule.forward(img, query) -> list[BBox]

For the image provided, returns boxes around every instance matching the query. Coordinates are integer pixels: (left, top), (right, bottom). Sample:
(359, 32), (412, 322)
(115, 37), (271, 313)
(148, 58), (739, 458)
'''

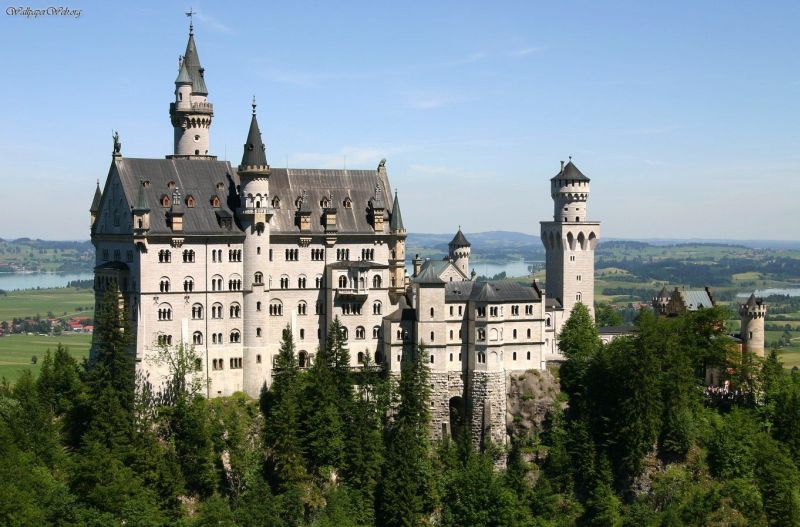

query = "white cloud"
(509, 46), (546, 57)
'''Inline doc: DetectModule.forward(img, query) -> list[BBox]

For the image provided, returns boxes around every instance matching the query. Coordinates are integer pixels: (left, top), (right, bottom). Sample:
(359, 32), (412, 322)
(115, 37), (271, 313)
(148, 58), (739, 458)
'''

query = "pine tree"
(558, 302), (601, 419)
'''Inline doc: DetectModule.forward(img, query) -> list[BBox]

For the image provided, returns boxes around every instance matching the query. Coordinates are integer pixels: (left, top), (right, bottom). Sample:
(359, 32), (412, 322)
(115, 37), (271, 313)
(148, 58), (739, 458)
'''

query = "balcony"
(336, 286), (369, 301)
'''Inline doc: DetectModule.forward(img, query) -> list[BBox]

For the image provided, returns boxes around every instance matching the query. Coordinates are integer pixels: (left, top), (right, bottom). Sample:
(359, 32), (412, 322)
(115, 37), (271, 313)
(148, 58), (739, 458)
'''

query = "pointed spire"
(90, 180), (102, 213)
(182, 24), (208, 95)
(745, 292), (758, 308)
(449, 227), (470, 248)
(390, 189), (405, 232)
(175, 57), (192, 85)
(132, 180), (150, 213)
(240, 99), (268, 168)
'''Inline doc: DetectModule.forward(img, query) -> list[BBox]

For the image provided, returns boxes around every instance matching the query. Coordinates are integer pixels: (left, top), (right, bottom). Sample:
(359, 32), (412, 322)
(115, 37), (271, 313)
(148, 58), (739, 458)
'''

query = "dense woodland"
(3, 292), (800, 526)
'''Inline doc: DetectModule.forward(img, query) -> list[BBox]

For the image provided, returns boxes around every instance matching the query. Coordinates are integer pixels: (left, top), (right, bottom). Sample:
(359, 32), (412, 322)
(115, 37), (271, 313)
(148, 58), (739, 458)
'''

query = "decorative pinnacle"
(252, 95), (257, 115)
(186, 8), (195, 34)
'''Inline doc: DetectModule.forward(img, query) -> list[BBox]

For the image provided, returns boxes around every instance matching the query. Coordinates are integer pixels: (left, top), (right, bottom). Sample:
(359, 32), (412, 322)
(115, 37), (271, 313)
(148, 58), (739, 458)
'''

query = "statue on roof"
(112, 130), (121, 154)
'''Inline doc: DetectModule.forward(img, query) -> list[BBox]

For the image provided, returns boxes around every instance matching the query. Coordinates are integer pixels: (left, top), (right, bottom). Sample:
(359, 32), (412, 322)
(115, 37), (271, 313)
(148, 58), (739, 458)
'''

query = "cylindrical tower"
(448, 228), (471, 277)
(739, 293), (766, 357)
(169, 25), (214, 159)
(238, 100), (272, 396)
(389, 189), (407, 294)
(552, 158), (590, 222)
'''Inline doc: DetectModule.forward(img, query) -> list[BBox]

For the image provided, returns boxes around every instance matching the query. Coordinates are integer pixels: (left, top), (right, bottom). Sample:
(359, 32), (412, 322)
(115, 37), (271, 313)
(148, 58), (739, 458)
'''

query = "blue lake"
(405, 260), (542, 279)
(0, 272), (94, 291)
(736, 288), (800, 298)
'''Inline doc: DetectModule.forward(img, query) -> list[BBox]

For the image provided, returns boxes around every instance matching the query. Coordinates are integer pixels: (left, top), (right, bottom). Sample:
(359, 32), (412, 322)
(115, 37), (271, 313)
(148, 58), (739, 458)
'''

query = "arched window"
(299, 351), (309, 368)
(229, 303), (241, 318)
(477, 328), (485, 341)
(211, 274), (223, 291)
(373, 326), (381, 339)
(373, 301), (382, 315)
(157, 303), (172, 321)
(576, 292), (582, 302)
(341, 327), (349, 340)
(186, 195), (196, 208)
(315, 275), (323, 288)
(272, 196), (280, 208)
(183, 276), (194, 292)
(372, 275), (382, 288)
(192, 331), (203, 345)
(159, 277), (170, 293)
(298, 301), (307, 315)
(338, 275), (347, 288)
(269, 301), (283, 316)
(211, 196), (220, 208)
(357, 351), (365, 364)
(211, 303), (223, 319)
(477, 351), (486, 364)
(298, 275), (307, 289)
(230, 330), (241, 343)
(545, 315), (551, 327)
(158, 249), (171, 263)
(254, 272), (263, 284)
(192, 303), (204, 319)
(161, 195), (171, 207)
(355, 326), (365, 339)
(280, 275), (289, 289)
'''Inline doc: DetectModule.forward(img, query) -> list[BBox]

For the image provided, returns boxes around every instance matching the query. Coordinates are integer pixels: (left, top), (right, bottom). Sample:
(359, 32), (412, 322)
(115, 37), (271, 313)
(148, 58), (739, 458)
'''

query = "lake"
(736, 288), (800, 298)
(405, 260), (541, 279)
(0, 272), (94, 291)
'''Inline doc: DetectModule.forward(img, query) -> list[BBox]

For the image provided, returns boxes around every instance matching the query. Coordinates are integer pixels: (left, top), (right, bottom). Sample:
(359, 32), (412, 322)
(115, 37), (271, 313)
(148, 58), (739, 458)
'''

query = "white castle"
(90, 24), (601, 445)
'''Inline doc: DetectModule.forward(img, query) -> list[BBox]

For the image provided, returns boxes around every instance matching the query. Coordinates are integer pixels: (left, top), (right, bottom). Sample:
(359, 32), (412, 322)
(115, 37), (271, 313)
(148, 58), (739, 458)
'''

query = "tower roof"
(449, 228), (471, 248)
(132, 180), (150, 213)
(240, 100), (268, 168)
(551, 160), (590, 182)
(182, 29), (208, 95)
(389, 190), (405, 231)
(745, 292), (760, 308)
(175, 59), (192, 85)
(90, 181), (102, 212)
(657, 286), (669, 299)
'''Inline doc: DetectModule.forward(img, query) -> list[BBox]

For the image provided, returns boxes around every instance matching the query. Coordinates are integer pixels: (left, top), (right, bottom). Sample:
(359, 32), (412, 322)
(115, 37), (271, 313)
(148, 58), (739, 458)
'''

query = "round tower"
(169, 23), (214, 159)
(551, 157), (590, 222)
(449, 227), (471, 277)
(739, 293), (766, 357)
(237, 99), (272, 396)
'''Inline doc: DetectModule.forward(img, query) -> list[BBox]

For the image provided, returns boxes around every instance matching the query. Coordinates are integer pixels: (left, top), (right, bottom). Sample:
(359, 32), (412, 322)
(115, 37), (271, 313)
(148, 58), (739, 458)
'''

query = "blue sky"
(1, 1), (798, 240)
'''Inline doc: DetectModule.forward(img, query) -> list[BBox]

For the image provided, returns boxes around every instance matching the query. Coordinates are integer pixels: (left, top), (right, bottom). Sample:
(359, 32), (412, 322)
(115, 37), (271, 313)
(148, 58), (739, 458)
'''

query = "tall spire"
(182, 24), (207, 95)
(240, 98), (268, 168)
(90, 180), (102, 213)
(390, 189), (405, 232)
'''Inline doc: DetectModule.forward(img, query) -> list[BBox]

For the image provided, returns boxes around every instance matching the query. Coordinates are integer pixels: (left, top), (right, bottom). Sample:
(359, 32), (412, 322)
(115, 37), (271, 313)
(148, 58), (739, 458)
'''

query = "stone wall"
(468, 370), (507, 448)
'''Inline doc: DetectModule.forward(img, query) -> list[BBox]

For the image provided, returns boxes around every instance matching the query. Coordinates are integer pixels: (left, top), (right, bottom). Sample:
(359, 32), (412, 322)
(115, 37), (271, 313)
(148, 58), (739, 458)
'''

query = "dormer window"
(211, 196), (220, 208)
(272, 196), (280, 209)
(167, 181), (176, 191)
(320, 197), (330, 208)
(343, 197), (352, 208)
(295, 196), (303, 208)
(216, 182), (224, 191)
(161, 195), (171, 208)
(186, 195), (196, 208)
(142, 180), (151, 188)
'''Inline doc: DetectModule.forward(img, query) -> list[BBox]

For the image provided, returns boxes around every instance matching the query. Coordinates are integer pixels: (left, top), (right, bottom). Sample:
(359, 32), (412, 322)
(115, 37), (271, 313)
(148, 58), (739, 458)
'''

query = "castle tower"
(90, 180), (102, 231)
(739, 293), (767, 357)
(653, 286), (670, 316)
(448, 228), (471, 277)
(389, 189), (407, 294)
(169, 22), (214, 159)
(540, 160), (601, 319)
(237, 99), (272, 395)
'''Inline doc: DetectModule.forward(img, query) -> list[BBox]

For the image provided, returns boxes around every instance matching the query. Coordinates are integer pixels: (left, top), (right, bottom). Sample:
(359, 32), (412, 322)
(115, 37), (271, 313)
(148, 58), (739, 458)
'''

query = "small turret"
(90, 180), (102, 229)
(389, 189), (407, 294)
(370, 180), (386, 233)
(390, 189), (405, 234)
(653, 286), (670, 316)
(448, 227), (471, 277)
(132, 179), (151, 236)
(739, 293), (767, 357)
(551, 158), (590, 222)
(237, 98), (272, 230)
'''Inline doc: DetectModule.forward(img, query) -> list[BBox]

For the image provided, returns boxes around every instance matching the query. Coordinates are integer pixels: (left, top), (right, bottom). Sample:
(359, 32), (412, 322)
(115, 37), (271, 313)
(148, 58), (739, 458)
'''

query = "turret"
(169, 23), (214, 159)
(370, 180), (386, 233)
(551, 158), (590, 222)
(448, 227), (471, 277)
(90, 180), (102, 230)
(653, 286), (670, 316)
(131, 179), (151, 236)
(389, 188), (407, 293)
(739, 293), (767, 357)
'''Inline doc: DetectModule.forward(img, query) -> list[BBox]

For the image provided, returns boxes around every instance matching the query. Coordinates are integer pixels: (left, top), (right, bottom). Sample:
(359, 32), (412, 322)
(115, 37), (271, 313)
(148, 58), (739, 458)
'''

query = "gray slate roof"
(113, 157), (240, 236)
(680, 289), (714, 311)
(90, 182), (102, 213)
(268, 168), (394, 235)
(389, 191), (404, 231)
(443, 280), (541, 303)
(551, 160), (590, 182)
(449, 228), (470, 247)
(413, 263), (445, 284)
(182, 31), (208, 95)
(175, 60), (192, 85)
(240, 110), (268, 168)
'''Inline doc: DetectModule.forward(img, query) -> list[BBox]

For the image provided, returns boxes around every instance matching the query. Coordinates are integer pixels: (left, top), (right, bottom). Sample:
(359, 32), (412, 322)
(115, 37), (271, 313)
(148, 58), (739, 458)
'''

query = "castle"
(90, 23), (601, 446)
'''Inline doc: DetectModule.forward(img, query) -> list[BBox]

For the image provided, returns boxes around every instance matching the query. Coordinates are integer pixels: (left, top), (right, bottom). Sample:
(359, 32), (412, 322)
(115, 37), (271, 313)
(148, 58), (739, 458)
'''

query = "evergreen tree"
(558, 303), (601, 418)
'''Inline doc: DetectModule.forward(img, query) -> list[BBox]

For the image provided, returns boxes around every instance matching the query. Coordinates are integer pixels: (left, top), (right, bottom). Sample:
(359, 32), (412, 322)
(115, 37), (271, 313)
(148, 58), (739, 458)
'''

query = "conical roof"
(389, 190), (405, 231)
(240, 104), (268, 168)
(90, 181), (102, 213)
(449, 228), (470, 248)
(182, 30), (208, 95)
(657, 286), (669, 299)
(551, 160), (590, 182)
(175, 59), (192, 85)
(745, 293), (759, 307)
(132, 180), (150, 213)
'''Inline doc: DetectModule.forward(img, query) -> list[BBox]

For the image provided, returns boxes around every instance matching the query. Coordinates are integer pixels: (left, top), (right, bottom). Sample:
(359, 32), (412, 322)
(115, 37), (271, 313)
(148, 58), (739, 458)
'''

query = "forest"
(2, 292), (800, 526)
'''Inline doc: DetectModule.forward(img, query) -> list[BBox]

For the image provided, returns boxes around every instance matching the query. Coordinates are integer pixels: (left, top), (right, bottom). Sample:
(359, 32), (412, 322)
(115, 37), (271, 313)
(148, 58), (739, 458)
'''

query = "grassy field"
(0, 287), (94, 321)
(0, 333), (91, 382)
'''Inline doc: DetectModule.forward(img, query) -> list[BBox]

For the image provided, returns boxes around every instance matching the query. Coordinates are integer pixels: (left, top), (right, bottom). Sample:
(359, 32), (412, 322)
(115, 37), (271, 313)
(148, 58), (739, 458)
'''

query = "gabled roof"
(182, 30), (208, 95)
(240, 106), (268, 168)
(90, 181), (102, 213)
(551, 160), (590, 182)
(470, 280), (541, 303)
(413, 264), (445, 285)
(678, 289), (714, 311)
(389, 190), (404, 231)
(449, 228), (470, 248)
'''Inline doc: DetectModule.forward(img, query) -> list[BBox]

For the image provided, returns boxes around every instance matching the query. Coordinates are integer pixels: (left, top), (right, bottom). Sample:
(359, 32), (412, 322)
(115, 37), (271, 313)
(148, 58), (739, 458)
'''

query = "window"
(511, 305), (519, 316)
(298, 301), (307, 315)
(191, 303), (203, 319)
(311, 248), (324, 261)
(212, 359), (223, 370)
(161, 195), (170, 207)
(183, 277), (194, 292)
(477, 306), (486, 318)
(158, 249), (171, 263)
(430, 331), (434, 342)
(372, 274), (382, 288)
(338, 275), (348, 288)
(212, 303), (223, 319)
(361, 248), (375, 261)
(159, 278), (170, 293)
(299, 351), (309, 368)
(525, 305), (533, 315)
(272, 196), (280, 208)
(527, 328), (531, 338)
(477, 351), (486, 364)
(430, 354), (434, 364)
(545, 316), (551, 327)
(254, 272), (263, 285)
(490, 306), (499, 317)
(298, 276), (307, 289)
(513, 351), (517, 361)
(341, 327), (349, 340)
(373, 301), (382, 315)
(157, 304), (172, 321)
(257, 301), (262, 311)
(576, 292), (582, 302)
(300, 329), (305, 340)
(577, 275), (582, 282)
(336, 248), (350, 261)
(230, 357), (242, 369)
(269, 249), (273, 261)
(157, 334), (173, 346)
(315, 302), (324, 315)
(430, 307), (434, 318)
(527, 351), (531, 360)
(192, 331), (203, 345)
(513, 329), (517, 339)
(228, 249), (241, 262)
(102, 249), (109, 261)
(126, 250), (133, 262)
(211, 196), (220, 208)
(230, 330), (241, 343)
(229, 303), (241, 318)
(449, 330), (453, 339)
(228, 278), (242, 291)
(182, 249), (195, 263)
(285, 248), (299, 261)
(269, 302), (283, 316)
(355, 326), (365, 339)
(256, 327), (262, 337)
(316, 275), (323, 288)
(257, 355), (262, 364)
(373, 326), (381, 339)
(477, 328), (485, 341)
(343, 197), (352, 208)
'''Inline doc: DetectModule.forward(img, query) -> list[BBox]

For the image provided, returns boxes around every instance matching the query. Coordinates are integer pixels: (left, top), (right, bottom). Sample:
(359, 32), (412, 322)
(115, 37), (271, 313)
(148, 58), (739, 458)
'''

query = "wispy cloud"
(194, 11), (233, 34)
(508, 46), (546, 57)
(404, 91), (475, 110)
